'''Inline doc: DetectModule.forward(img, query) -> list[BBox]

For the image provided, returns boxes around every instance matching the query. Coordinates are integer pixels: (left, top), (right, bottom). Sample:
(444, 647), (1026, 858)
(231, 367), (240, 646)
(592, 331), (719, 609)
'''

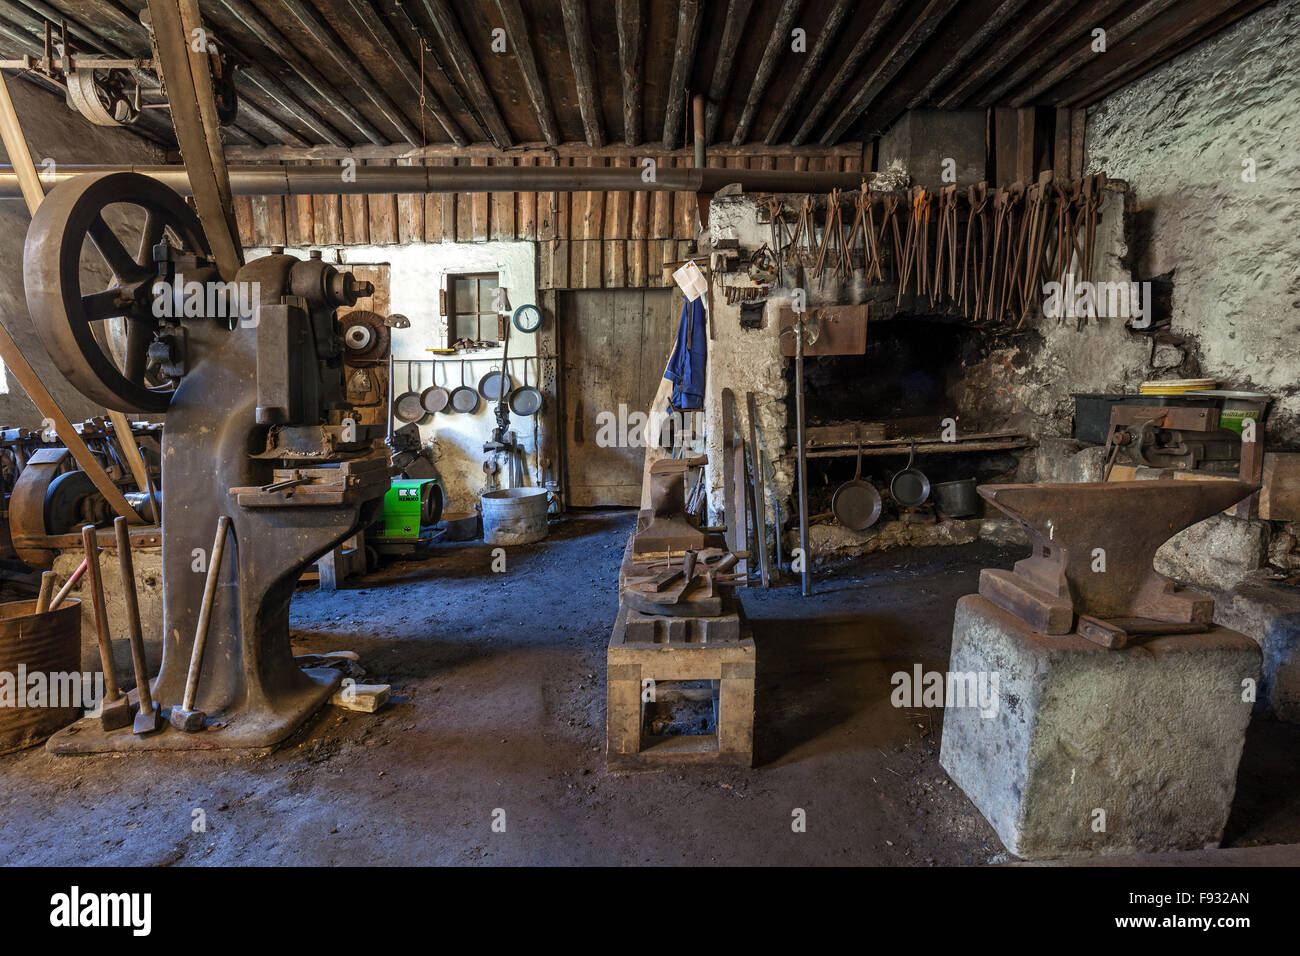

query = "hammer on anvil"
(81, 525), (133, 731)
(977, 479), (1257, 634)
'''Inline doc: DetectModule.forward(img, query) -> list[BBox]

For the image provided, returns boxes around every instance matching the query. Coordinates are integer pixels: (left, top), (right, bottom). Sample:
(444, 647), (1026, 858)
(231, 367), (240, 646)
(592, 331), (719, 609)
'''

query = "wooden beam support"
(418, 0), (514, 149)
(935, 0), (1077, 108)
(663, 0), (702, 150)
(764, 0), (853, 145)
(147, 0), (242, 278)
(214, 0), (388, 145)
(1008, 0), (1185, 107)
(732, 0), (803, 145)
(1059, 0), (1272, 108)
(791, 0), (903, 146)
(235, 67), (349, 147)
(560, 0), (605, 148)
(494, 0), (560, 146)
(907, 0), (1032, 108)
(822, 0), (962, 145)
(614, 0), (644, 146)
(343, 0), (469, 145)
(279, 0), (422, 146)
(704, 0), (753, 144)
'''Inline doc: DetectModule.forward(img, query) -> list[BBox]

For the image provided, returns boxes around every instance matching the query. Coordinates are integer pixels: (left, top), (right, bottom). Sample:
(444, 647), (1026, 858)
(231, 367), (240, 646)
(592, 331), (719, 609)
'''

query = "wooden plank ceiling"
(0, 0), (1271, 152)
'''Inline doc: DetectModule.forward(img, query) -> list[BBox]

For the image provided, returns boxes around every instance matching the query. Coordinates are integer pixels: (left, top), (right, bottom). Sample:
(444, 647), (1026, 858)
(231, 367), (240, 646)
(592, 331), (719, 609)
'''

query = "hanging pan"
(421, 361), (450, 414)
(508, 359), (544, 417)
(478, 363), (514, 402)
(394, 363), (427, 424)
(831, 444), (882, 531)
(890, 441), (931, 508)
(449, 361), (480, 414)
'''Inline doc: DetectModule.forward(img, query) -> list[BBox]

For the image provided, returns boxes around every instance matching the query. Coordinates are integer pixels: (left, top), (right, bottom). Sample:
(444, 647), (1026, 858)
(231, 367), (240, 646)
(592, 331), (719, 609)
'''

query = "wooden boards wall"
(230, 146), (865, 290)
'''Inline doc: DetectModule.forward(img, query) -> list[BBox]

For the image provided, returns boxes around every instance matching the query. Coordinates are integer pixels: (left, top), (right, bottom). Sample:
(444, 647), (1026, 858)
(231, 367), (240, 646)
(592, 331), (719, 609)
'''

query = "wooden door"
(561, 288), (677, 506)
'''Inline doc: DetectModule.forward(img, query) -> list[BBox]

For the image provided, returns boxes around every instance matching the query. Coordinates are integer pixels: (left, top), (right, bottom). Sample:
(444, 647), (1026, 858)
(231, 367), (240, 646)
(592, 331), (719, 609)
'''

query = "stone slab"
(940, 594), (1259, 860)
(1214, 574), (1300, 722)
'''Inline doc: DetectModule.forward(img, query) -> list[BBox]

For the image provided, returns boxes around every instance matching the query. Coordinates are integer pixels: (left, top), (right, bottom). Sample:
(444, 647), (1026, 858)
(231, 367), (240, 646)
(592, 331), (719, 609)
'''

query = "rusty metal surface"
(977, 479), (1256, 636)
(0, 598), (82, 755)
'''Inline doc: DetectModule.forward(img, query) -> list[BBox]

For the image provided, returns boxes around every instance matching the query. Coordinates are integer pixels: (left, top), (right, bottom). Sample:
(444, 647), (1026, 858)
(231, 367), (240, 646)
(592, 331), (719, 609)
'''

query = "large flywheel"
(24, 172), (212, 413)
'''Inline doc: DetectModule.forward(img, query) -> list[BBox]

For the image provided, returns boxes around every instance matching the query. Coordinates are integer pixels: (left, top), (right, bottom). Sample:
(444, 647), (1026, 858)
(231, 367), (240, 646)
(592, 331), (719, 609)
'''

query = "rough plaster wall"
(703, 195), (794, 536)
(1085, 0), (1300, 442)
(0, 81), (165, 425)
(248, 241), (539, 514)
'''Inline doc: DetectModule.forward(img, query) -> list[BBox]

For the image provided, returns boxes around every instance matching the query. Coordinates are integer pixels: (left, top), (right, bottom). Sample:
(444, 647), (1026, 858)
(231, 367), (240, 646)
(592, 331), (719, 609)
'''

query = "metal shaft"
(82, 525), (122, 702)
(181, 515), (231, 712)
(114, 517), (156, 716)
(0, 164), (867, 198)
(794, 317), (811, 597)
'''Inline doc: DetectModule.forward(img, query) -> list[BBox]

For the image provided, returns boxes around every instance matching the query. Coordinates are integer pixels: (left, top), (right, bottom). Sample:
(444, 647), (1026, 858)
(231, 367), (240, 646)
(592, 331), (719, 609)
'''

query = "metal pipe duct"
(0, 163), (866, 197)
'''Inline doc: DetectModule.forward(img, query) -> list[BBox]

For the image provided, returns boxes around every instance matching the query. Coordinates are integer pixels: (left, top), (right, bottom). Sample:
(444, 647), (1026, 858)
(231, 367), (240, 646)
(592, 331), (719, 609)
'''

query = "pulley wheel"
(24, 172), (212, 413)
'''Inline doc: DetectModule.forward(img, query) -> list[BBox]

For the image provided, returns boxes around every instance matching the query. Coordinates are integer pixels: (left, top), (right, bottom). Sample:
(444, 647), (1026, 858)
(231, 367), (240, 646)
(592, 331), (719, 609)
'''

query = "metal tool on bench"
(977, 480), (1256, 646)
(27, 172), (388, 753)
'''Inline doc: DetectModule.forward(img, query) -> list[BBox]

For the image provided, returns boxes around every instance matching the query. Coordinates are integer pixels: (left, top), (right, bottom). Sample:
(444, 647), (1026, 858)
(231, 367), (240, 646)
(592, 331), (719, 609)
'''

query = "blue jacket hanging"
(664, 295), (706, 411)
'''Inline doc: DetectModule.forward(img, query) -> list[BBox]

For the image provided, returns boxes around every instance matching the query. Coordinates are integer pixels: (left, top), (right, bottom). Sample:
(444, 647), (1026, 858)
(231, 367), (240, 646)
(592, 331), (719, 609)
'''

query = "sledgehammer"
(115, 517), (161, 734)
(170, 516), (230, 733)
(82, 525), (132, 731)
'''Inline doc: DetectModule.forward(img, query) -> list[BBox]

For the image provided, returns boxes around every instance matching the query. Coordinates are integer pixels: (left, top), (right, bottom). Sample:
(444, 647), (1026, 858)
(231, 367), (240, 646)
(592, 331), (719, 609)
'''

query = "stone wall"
(1085, 0), (1300, 444)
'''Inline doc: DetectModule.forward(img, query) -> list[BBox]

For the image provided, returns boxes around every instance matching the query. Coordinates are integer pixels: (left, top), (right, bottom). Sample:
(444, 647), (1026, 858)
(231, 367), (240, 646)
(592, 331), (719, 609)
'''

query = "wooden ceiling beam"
(235, 68), (346, 146)
(342, 0), (469, 146)
(494, 0), (559, 146)
(663, 0), (702, 150)
(559, 0), (604, 148)
(417, 0), (513, 148)
(764, 0), (853, 145)
(1010, 0), (1208, 107)
(277, 0), (422, 145)
(791, 0), (903, 146)
(214, 0), (389, 145)
(704, 0), (753, 144)
(934, 0), (1077, 109)
(977, 0), (1131, 107)
(906, 0), (1032, 109)
(1059, 0), (1274, 108)
(614, 0), (644, 146)
(732, 0), (803, 145)
(821, 0), (961, 145)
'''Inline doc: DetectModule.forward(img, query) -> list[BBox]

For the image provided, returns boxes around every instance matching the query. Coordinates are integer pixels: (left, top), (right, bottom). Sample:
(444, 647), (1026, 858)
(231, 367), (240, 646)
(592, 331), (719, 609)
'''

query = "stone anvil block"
(940, 595), (1259, 860)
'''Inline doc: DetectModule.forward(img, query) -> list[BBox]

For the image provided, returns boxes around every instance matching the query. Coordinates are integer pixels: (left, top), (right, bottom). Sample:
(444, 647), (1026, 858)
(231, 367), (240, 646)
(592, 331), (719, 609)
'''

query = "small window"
(449, 272), (500, 343)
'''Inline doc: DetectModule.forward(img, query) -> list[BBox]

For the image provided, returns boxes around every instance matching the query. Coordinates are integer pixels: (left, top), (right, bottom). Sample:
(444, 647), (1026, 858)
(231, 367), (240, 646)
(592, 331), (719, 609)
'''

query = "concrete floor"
(0, 510), (1295, 865)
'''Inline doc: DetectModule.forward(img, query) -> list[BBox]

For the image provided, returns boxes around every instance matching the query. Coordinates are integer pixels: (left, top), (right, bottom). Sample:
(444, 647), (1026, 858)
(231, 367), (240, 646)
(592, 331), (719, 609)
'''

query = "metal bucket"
(480, 488), (550, 545)
(933, 478), (980, 518)
(0, 598), (82, 755)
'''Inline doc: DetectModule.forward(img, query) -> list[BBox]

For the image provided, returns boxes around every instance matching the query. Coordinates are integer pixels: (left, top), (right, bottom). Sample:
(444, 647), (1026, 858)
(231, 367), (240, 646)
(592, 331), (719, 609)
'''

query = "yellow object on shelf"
(1138, 378), (1217, 395)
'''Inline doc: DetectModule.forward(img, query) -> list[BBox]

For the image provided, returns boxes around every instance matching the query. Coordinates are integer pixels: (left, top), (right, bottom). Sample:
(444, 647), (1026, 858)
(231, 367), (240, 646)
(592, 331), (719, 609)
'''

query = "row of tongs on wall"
(764, 172), (1108, 330)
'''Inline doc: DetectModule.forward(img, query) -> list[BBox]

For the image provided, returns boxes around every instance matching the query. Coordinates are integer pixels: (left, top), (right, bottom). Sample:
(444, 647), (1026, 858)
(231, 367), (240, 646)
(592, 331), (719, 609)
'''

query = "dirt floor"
(0, 509), (1296, 866)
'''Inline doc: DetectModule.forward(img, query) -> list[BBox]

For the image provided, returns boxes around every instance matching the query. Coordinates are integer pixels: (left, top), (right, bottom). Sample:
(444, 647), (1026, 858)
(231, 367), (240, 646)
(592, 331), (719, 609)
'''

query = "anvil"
(977, 480), (1256, 635)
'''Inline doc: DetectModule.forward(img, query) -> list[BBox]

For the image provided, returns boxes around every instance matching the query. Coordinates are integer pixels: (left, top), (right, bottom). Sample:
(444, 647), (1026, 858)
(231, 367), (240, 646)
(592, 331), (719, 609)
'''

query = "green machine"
(369, 478), (444, 554)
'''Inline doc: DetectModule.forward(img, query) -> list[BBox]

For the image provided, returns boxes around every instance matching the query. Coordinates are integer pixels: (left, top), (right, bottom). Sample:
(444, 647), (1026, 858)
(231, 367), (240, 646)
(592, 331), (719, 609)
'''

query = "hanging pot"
(421, 361), (451, 414)
(508, 359), (544, 417)
(831, 444), (882, 531)
(478, 364), (514, 402)
(394, 364), (426, 424)
(933, 478), (980, 518)
(889, 442), (931, 508)
(448, 361), (480, 414)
